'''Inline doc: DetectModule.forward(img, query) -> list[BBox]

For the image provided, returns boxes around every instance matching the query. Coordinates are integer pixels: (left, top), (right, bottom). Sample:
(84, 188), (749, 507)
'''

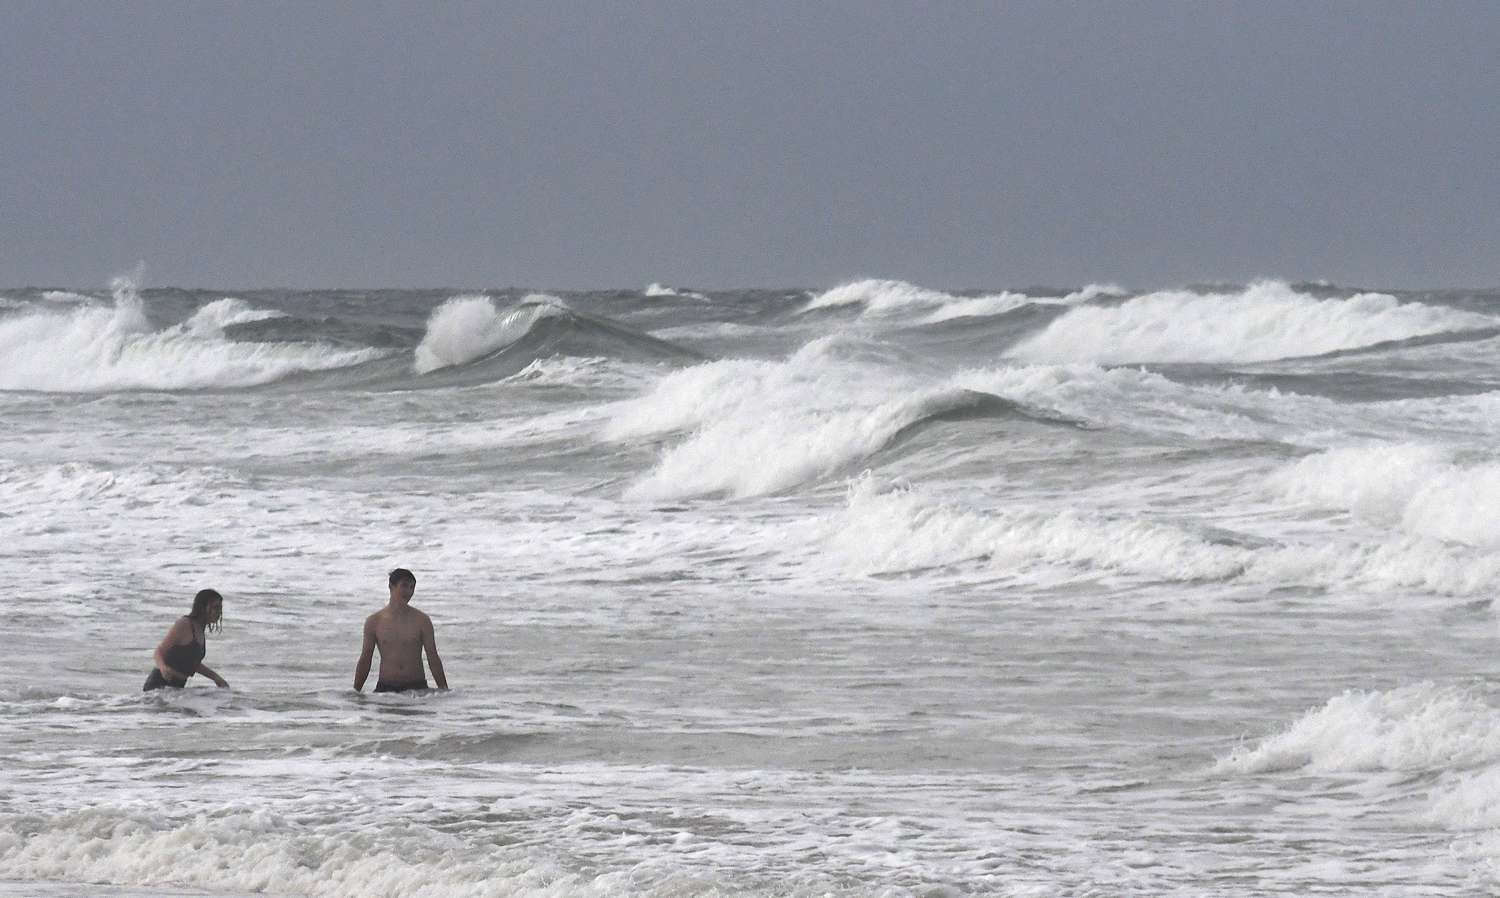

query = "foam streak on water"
(4, 280), (1500, 896)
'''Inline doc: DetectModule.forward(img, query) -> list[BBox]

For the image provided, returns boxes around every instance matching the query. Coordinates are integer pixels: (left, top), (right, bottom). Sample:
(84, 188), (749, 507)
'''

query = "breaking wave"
(1007, 281), (1495, 364)
(803, 278), (1124, 324)
(1269, 445), (1500, 547)
(1214, 682), (1500, 775)
(413, 294), (569, 373)
(409, 294), (706, 386)
(606, 336), (1068, 500)
(0, 279), (380, 392)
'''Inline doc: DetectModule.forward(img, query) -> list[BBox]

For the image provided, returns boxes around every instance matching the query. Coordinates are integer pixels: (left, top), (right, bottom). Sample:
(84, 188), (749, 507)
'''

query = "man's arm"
(353, 616), (377, 692)
(421, 614), (448, 690)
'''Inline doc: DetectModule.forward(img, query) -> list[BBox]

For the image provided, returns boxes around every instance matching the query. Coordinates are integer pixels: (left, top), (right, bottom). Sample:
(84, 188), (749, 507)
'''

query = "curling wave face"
(414, 294), (568, 373)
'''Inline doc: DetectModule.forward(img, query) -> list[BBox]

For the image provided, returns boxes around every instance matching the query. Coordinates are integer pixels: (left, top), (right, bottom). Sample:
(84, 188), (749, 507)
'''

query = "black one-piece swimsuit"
(143, 620), (206, 691)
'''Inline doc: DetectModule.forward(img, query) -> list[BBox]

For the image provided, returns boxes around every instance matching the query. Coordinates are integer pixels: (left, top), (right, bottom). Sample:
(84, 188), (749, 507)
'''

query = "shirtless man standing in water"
(354, 568), (448, 692)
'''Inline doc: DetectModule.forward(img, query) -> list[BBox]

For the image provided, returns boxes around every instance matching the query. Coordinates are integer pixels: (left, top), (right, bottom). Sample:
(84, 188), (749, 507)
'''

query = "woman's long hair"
(188, 588), (223, 634)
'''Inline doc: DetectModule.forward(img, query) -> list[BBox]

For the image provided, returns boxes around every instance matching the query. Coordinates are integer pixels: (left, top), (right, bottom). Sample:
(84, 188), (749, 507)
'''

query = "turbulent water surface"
(4, 278), (1500, 897)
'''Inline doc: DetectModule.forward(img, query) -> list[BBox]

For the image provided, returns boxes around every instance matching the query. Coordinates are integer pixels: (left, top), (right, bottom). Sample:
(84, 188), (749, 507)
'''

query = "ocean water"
(4, 277), (1500, 897)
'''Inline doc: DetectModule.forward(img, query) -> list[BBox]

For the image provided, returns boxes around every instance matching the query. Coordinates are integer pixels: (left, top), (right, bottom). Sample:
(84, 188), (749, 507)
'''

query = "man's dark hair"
(389, 568), (416, 587)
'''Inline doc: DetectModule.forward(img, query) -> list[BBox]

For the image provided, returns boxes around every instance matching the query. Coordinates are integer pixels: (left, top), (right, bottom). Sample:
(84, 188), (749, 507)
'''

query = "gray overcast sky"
(2, 1), (1498, 290)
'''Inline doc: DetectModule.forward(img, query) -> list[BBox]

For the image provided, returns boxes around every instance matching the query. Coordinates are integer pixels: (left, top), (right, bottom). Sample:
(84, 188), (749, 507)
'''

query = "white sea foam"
(1007, 281), (1493, 364)
(0, 460), (243, 508)
(804, 474), (1500, 595)
(1426, 766), (1500, 879)
(1270, 445), (1500, 547)
(0, 810), (596, 898)
(818, 476), (1247, 581)
(0, 283), (373, 392)
(1211, 683), (1500, 883)
(412, 294), (567, 373)
(1215, 683), (1500, 774)
(1246, 537), (1500, 596)
(1432, 766), (1500, 834)
(0, 763), (1023, 898)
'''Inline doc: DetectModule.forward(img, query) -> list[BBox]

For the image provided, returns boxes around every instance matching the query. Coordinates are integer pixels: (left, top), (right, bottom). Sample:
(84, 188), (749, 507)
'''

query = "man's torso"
(372, 607), (427, 682)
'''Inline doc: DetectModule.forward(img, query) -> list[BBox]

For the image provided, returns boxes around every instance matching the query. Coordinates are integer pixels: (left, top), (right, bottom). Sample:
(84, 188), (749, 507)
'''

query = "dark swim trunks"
(374, 679), (429, 693)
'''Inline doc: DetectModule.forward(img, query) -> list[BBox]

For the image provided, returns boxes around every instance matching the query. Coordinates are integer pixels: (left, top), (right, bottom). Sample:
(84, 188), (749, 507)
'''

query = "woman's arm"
(196, 662), (228, 688)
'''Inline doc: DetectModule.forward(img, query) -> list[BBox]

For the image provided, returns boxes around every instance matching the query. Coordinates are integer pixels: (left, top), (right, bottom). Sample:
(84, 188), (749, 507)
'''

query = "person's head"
(388, 568), (416, 603)
(189, 588), (224, 632)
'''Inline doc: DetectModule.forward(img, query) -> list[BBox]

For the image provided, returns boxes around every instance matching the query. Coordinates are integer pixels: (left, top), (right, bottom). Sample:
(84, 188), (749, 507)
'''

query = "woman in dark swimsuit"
(143, 589), (229, 691)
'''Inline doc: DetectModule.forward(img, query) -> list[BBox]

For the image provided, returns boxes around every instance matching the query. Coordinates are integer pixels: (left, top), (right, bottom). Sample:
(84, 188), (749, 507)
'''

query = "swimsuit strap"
(181, 616), (205, 645)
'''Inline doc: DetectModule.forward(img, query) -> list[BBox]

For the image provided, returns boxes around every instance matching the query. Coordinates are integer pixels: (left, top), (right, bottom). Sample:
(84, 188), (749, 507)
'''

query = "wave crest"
(805, 278), (957, 313)
(607, 337), (1071, 500)
(1214, 683), (1500, 774)
(0, 287), (374, 392)
(644, 282), (707, 300)
(412, 294), (567, 374)
(804, 278), (1123, 323)
(1007, 281), (1494, 364)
